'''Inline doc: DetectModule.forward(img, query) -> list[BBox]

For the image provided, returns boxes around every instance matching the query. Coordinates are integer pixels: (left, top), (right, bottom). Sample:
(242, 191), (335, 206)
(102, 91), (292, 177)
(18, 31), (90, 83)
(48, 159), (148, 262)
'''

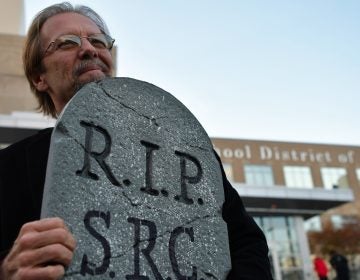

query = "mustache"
(73, 59), (110, 77)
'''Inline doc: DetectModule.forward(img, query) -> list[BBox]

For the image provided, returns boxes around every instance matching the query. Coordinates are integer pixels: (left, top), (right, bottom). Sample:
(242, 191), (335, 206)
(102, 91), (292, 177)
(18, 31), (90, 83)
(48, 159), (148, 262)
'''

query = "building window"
(304, 216), (322, 232)
(244, 165), (274, 186)
(222, 163), (233, 181)
(283, 166), (313, 188)
(320, 167), (349, 189)
(331, 215), (357, 229)
(356, 169), (360, 185)
(254, 216), (304, 278)
(331, 215), (342, 229)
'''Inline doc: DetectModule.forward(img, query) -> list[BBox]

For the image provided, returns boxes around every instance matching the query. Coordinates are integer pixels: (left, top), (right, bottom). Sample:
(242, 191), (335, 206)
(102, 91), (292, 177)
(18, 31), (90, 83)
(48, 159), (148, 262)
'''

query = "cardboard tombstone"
(41, 77), (231, 279)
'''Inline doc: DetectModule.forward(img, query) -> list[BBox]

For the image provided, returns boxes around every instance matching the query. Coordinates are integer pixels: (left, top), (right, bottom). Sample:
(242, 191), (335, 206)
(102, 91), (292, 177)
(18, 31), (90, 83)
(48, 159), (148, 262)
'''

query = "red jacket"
(314, 257), (328, 277)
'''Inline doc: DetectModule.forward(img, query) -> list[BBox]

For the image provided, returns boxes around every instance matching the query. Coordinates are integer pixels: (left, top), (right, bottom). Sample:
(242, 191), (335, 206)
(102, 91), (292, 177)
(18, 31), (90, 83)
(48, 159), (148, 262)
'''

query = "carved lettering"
(169, 226), (197, 280)
(126, 217), (164, 280)
(174, 151), (203, 205)
(76, 120), (121, 186)
(140, 140), (160, 196)
(81, 210), (111, 276)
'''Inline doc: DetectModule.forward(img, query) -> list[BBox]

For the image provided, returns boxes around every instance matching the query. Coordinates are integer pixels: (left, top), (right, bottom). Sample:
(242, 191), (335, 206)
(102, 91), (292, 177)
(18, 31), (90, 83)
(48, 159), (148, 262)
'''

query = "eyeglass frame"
(43, 33), (115, 56)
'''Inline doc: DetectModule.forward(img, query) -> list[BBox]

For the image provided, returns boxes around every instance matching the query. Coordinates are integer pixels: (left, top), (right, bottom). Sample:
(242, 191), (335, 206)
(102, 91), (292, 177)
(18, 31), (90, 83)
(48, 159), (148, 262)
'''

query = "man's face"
(34, 12), (114, 114)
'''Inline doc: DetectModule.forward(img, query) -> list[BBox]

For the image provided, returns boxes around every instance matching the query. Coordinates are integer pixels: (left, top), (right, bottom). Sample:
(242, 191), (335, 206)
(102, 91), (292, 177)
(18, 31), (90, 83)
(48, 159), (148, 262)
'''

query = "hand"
(0, 218), (76, 280)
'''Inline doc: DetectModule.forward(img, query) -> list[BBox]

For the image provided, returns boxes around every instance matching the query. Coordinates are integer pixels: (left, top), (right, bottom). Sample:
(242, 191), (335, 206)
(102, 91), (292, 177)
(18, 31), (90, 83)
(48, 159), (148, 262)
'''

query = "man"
(329, 250), (350, 280)
(0, 2), (272, 279)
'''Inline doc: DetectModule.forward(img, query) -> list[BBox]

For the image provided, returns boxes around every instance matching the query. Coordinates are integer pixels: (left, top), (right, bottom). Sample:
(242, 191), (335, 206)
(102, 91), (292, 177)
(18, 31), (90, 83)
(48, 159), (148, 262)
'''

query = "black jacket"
(0, 128), (272, 279)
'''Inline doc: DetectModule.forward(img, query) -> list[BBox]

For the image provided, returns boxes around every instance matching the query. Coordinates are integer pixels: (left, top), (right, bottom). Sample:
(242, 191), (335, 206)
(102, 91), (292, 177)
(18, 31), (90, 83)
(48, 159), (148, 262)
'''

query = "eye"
(55, 36), (80, 50)
(88, 35), (108, 49)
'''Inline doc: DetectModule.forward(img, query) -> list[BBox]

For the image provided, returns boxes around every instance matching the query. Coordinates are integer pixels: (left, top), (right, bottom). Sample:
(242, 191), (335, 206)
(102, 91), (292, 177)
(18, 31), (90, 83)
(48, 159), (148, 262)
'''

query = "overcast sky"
(25, 1), (360, 146)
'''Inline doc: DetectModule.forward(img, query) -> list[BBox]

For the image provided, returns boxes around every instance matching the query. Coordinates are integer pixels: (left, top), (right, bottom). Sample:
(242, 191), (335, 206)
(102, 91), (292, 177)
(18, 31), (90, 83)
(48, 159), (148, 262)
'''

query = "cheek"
(53, 61), (76, 80)
(46, 60), (68, 73)
(49, 54), (76, 75)
(101, 53), (114, 72)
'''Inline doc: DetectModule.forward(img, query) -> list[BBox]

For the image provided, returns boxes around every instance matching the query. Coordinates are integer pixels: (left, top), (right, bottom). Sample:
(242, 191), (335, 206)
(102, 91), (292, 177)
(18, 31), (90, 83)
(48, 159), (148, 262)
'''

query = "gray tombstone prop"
(41, 77), (231, 279)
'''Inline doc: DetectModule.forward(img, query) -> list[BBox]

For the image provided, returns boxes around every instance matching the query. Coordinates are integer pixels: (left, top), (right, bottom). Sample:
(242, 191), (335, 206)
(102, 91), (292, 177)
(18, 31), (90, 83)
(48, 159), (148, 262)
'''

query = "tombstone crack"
(179, 214), (214, 229)
(122, 191), (142, 206)
(56, 122), (87, 151)
(156, 214), (216, 241)
(188, 144), (209, 152)
(100, 87), (165, 128)
(201, 270), (219, 280)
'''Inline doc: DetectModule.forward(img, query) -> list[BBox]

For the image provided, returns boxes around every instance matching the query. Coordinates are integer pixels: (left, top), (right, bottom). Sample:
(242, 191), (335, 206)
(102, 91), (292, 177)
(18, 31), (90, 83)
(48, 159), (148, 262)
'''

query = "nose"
(78, 37), (98, 58)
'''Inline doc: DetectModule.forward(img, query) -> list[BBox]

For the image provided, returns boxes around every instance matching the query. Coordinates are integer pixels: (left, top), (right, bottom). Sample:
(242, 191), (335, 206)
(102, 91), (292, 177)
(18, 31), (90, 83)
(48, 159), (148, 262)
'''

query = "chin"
(84, 71), (107, 82)
(74, 70), (112, 92)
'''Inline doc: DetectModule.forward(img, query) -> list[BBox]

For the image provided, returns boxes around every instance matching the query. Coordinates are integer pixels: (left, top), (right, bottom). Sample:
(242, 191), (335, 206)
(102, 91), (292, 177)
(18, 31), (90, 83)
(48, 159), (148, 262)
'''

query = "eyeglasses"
(44, 33), (115, 55)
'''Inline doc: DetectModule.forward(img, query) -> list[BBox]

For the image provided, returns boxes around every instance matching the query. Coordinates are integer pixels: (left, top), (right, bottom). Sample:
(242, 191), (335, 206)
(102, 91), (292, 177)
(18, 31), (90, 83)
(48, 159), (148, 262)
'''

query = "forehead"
(40, 12), (102, 41)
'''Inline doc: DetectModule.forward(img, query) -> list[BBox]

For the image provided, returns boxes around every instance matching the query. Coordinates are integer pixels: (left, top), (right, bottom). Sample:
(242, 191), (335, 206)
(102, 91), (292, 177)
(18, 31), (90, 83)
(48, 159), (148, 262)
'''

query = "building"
(0, 0), (56, 145)
(213, 138), (357, 279)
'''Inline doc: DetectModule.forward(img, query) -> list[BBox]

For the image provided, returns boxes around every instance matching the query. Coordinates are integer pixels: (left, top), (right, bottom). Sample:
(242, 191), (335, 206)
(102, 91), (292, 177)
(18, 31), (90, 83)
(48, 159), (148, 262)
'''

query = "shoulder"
(0, 128), (53, 162)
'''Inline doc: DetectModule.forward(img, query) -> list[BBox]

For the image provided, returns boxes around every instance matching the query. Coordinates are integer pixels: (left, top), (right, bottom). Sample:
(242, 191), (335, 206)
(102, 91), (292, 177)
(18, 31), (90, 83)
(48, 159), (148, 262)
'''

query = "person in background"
(0, 2), (273, 279)
(313, 255), (329, 280)
(329, 250), (350, 280)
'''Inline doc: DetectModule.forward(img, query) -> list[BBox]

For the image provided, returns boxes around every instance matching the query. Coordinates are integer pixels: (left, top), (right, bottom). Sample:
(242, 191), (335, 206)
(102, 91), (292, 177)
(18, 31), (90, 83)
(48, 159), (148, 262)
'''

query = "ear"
(32, 73), (49, 92)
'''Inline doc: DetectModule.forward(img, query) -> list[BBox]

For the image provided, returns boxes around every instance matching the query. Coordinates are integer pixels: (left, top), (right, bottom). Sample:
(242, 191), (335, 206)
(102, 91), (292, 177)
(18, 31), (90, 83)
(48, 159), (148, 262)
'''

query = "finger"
(7, 218), (74, 264)
(17, 228), (76, 252)
(18, 243), (74, 268)
(17, 218), (67, 237)
(16, 264), (65, 280)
